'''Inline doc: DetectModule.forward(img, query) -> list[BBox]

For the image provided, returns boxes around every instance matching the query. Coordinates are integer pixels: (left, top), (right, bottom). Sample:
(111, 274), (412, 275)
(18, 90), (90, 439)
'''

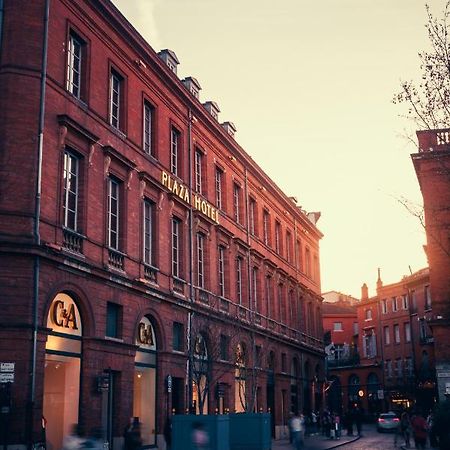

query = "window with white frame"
(107, 177), (120, 250)
(143, 102), (154, 156)
(425, 285), (432, 310)
(194, 149), (203, 193)
(196, 233), (205, 288)
(275, 221), (281, 254)
(333, 322), (343, 332)
(365, 308), (372, 320)
(404, 322), (411, 343)
(402, 294), (409, 309)
(249, 198), (256, 235)
(170, 127), (180, 176)
(63, 151), (79, 231)
(236, 256), (243, 304)
(143, 200), (154, 265)
(286, 231), (292, 263)
(218, 245), (225, 297)
(381, 299), (388, 314)
(67, 32), (84, 99)
(263, 210), (270, 245)
(384, 326), (390, 345)
(109, 70), (122, 129)
(394, 324), (400, 343)
(364, 330), (377, 357)
(252, 267), (258, 310)
(233, 183), (241, 224)
(392, 297), (398, 312)
(215, 167), (223, 209)
(171, 217), (181, 278)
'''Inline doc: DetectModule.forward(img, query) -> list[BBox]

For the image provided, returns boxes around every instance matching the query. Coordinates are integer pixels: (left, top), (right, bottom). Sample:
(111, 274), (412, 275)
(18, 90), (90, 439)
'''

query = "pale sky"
(112, 0), (445, 299)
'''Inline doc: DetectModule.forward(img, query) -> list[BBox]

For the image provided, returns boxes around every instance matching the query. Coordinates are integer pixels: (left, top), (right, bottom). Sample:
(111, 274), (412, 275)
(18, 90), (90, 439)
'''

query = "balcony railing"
(172, 277), (185, 296)
(417, 128), (450, 152)
(197, 288), (210, 304)
(144, 264), (158, 284)
(108, 248), (125, 271)
(327, 354), (360, 368)
(62, 228), (84, 254)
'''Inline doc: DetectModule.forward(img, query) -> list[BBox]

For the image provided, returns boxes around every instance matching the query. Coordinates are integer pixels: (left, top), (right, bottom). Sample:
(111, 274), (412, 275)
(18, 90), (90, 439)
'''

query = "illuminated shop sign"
(47, 293), (82, 338)
(161, 171), (220, 224)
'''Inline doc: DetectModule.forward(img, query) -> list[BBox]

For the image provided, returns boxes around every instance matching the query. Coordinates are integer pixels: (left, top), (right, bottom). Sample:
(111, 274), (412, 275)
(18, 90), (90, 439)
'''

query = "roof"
(322, 302), (357, 315)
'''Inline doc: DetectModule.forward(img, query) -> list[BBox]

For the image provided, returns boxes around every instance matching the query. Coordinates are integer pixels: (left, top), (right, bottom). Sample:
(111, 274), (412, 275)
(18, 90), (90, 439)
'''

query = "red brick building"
(413, 129), (450, 401)
(323, 269), (436, 416)
(0, 1), (324, 448)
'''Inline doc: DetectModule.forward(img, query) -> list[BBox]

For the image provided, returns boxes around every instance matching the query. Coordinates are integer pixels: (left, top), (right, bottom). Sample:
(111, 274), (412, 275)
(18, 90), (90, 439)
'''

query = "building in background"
(413, 130), (450, 402)
(0, 1), (324, 448)
(323, 268), (436, 417)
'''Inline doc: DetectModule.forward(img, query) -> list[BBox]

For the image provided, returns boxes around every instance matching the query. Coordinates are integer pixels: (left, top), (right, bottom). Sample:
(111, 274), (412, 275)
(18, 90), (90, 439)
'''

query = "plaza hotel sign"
(161, 170), (220, 224)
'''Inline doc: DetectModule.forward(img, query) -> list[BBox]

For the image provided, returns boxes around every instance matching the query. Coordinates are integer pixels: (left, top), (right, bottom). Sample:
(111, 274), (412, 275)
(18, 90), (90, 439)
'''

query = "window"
(233, 183), (241, 224)
(218, 246), (225, 297)
(275, 221), (281, 254)
(236, 256), (243, 304)
(384, 326), (390, 345)
(396, 358), (403, 378)
(106, 302), (121, 338)
(333, 322), (343, 332)
(215, 167), (223, 209)
(170, 127), (180, 176)
(265, 276), (272, 318)
(281, 353), (287, 373)
(353, 322), (359, 335)
(255, 345), (262, 368)
(405, 357), (413, 376)
(386, 359), (392, 378)
(173, 322), (184, 351)
(143, 200), (154, 266)
(405, 322), (411, 343)
(194, 150), (203, 193)
(263, 210), (270, 245)
(381, 299), (388, 314)
(66, 32), (84, 99)
(220, 334), (229, 361)
(296, 240), (302, 271)
(172, 218), (181, 278)
(402, 294), (409, 310)
(252, 267), (258, 310)
(364, 331), (377, 358)
(286, 231), (292, 262)
(419, 318), (428, 341)
(143, 102), (154, 156)
(425, 285), (432, 310)
(107, 177), (120, 250)
(109, 70), (123, 129)
(365, 309), (372, 320)
(278, 284), (284, 322)
(63, 151), (79, 231)
(305, 247), (311, 276)
(196, 233), (205, 288)
(392, 297), (398, 312)
(249, 198), (256, 235)
(394, 324), (400, 343)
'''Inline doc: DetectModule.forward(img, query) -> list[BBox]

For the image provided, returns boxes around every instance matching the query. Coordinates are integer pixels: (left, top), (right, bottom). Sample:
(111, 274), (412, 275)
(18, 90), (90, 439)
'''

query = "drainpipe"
(30, 0), (50, 446)
(0, 0), (4, 57)
(186, 108), (194, 413)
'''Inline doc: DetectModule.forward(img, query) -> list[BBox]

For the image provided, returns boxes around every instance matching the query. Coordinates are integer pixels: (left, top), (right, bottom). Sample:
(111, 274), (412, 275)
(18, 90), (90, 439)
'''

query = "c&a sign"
(47, 293), (82, 336)
(136, 316), (156, 350)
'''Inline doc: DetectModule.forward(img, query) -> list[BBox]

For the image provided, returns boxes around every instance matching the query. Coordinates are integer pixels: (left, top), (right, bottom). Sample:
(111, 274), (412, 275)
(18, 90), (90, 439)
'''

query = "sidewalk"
(272, 433), (360, 450)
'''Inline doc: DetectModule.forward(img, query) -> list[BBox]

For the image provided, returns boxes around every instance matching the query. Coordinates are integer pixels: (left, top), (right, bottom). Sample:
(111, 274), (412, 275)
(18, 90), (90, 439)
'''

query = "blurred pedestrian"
(62, 423), (84, 450)
(192, 422), (209, 450)
(400, 411), (412, 448)
(124, 417), (143, 450)
(289, 411), (304, 450)
(411, 411), (428, 450)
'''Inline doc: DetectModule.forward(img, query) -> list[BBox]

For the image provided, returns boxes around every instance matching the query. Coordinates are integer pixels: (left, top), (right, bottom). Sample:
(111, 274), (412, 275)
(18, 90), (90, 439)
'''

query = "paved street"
(272, 424), (403, 450)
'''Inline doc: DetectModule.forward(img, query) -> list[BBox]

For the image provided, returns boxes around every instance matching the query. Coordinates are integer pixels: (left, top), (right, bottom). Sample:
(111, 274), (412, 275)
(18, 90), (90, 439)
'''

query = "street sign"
(0, 363), (14, 372)
(0, 373), (14, 383)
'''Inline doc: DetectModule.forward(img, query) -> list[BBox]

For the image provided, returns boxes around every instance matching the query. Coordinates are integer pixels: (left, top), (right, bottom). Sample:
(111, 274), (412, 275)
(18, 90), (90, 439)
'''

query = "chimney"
(221, 121), (236, 138)
(361, 283), (369, 301)
(158, 49), (179, 74)
(376, 268), (383, 292)
(202, 101), (220, 121)
(182, 76), (201, 99)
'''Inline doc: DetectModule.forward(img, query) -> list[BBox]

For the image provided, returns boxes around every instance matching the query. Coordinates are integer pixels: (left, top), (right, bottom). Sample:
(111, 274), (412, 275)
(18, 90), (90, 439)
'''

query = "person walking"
(124, 417), (143, 450)
(411, 411), (428, 450)
(192, 422), (209, 450)
(289, 411), (305, 450)
(400, 411), (412, 448)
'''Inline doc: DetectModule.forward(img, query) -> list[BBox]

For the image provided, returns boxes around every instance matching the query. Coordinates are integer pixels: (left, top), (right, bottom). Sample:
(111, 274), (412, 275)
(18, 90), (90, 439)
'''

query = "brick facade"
(0, 1), (324, 448)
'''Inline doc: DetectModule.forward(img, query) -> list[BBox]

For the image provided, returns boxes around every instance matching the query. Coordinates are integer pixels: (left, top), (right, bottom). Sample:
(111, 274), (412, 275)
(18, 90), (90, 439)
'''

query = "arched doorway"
(134, 316), (157, 446)
(43, 293), (82, 450)
(348, 374), (360, 406)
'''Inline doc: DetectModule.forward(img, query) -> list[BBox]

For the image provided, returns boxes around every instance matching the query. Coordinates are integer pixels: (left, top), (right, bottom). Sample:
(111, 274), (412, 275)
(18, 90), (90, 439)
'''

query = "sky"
(112, 0), (446, 299)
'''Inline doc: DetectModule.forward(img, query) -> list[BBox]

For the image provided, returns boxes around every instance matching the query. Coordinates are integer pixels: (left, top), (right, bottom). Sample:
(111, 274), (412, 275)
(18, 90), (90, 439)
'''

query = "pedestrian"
(427, 410), (438, 449)
(400, 411), (412, 448)
(354, 405), (363, 437)
(192, 422), (209, 450)
(62, 423), (85, 450)
(311, 411), (318, 435)
(124, 417), (143, 450)
(83, 427), (104, 449)
(289, 411), (304, 450)
(345, 408), (354, 436)
(411, 411), (428, 450)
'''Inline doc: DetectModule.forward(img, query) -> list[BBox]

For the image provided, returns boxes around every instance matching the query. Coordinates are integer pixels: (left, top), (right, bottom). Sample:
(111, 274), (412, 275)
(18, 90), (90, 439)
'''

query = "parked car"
(377, 412), (400, 432)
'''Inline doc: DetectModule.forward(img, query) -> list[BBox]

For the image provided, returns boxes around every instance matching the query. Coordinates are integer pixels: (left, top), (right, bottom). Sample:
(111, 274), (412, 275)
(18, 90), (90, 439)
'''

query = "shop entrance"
(43, 293), (82, 450)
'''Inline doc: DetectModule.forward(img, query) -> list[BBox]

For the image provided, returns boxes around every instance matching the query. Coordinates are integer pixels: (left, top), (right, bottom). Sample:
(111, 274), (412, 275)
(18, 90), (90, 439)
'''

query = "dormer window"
(182, 77), (201, 99)
(221, 121), (237, 138)
(158, 49), (179, 75)
(203, 101), (220, 121)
